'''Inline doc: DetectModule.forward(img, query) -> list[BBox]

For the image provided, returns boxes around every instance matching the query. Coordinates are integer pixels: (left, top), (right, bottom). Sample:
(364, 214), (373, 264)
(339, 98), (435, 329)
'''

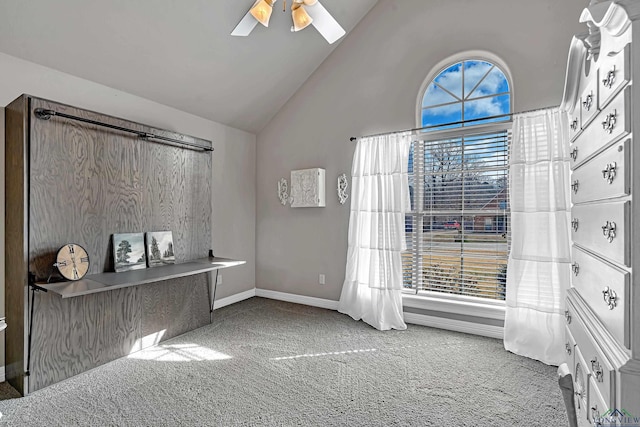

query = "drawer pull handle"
(564, 310), (571, 324)
(583, 93), (594, 111)
(571, 180), (579, 194)
(591, 405), (602, 425)
(602, 65), (616, 89)
(571, 262), (579, 276)
(602, 162), (617, 184)
(590, 358), (604, 382)
(601, 221), (616, 243)
(570, 147), (578, 161)
(602, 110), (617, 134)
(602, 286), (617, 310)
(570, 119), (578, 131)
(565, 343), (572, 355)
(571, 218), (579, 232)
(574, 390), (584, 408)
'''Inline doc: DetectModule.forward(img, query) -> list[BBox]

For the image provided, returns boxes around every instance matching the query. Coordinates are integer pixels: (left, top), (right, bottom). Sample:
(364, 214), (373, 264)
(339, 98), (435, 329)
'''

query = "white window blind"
(404, 126), (510, 300)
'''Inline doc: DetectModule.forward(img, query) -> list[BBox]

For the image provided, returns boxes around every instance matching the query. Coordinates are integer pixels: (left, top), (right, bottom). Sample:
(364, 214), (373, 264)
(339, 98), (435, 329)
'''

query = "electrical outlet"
(319, 274), (325, 285)
(217, 274), (223, 285)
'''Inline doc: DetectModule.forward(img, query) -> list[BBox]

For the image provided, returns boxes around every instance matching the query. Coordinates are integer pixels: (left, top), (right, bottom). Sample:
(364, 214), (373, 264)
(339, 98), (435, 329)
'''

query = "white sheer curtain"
(338, 133), (411, 331)
(504, 108), (571, 365)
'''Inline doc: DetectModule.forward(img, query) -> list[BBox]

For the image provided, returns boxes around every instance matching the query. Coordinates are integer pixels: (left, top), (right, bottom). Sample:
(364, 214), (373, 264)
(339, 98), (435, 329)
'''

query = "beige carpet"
(0, 297), (566, 426)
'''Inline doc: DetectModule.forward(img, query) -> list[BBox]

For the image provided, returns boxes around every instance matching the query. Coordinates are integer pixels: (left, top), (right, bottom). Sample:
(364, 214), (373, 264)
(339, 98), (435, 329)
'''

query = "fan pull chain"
(283, 0), (286, 12)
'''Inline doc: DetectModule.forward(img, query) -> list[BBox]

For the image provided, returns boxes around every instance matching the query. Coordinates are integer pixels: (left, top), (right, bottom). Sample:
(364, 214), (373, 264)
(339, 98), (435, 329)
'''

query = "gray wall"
(255, 0), (586, 299)
(0, 52), (256, 374)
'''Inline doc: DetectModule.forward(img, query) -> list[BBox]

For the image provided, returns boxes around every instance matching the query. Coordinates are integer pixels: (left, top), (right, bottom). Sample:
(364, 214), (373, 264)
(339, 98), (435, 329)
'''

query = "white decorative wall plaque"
(337, 173), (349, 205)
(290, 168), (326, 208)
(277, 178), (289, 206)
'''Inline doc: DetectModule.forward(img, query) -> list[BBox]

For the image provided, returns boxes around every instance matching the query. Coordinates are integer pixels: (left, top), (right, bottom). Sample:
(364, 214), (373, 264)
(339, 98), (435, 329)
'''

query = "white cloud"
(423, 83), (458, 106)
(465, 96), (508, 117)
(468, 68), (508, 98)
(423, 95), (507, 120)
(423, 104), (461, 118)
(423, 61), (508, 105)
(463, 62), (492, 95)
(433, 63), (462, 97)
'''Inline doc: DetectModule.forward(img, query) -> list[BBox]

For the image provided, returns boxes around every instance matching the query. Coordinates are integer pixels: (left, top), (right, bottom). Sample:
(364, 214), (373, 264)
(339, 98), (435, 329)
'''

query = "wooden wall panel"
(139, 276), (210, 344)
(4, 96), (28, 395)
(19, 96), (212, 392)
(29, 287), (141, 391)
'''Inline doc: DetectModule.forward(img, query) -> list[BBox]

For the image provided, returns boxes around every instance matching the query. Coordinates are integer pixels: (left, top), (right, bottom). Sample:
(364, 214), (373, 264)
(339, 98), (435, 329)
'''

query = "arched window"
(420, 60), (511, 129)
(405, 56), (512, 303)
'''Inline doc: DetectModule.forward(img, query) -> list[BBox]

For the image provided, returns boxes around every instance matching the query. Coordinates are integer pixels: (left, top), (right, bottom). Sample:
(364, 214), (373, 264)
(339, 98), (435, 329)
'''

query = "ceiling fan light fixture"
(291, 4), (313, 32)
(250, 0), (274, 27)
(233, 0), (345, 44)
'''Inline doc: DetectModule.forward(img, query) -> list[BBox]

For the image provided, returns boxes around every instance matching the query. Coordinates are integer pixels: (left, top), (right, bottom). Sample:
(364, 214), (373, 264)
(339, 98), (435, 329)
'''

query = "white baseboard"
(213, 289), (256, 310)
(255, 289), (339, 311)
(404, 312), (504, 340)
(0, 366), (5, 382)
(243, 289), (503, 340)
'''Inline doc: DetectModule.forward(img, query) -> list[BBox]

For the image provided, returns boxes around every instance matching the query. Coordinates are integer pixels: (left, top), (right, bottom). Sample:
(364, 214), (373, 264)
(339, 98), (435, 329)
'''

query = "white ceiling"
(0, 0), (378, 133)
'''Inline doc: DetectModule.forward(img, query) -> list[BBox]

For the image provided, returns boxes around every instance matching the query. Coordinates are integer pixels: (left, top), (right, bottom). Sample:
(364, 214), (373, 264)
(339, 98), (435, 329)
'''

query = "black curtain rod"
(349, 105), (558, 141)
(34, 108), (213, 152)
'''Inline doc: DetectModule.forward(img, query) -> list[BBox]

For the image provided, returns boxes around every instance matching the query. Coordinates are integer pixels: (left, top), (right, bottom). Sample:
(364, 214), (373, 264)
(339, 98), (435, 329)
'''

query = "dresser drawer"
(580, 78), (599, 128)
(572, 201), (630, 267)
(571, 139), (630, 203)
(598, 44), (630, 110)
(566, 303), (616, 406)
(568, 111), (581, 142)
(570, 86), (630, 168)
(588, 376), (611, 426)
(573, 343), (590, 423)
(571, 246), (630, 348)
(565, 325), (577, 377)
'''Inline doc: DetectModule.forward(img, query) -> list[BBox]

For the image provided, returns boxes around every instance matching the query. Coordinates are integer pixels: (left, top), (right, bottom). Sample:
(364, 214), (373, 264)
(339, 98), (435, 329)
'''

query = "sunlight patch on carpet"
(271, 348), (379, 360)
(128, 343), (233, 362)
(270, 343), (432, 361)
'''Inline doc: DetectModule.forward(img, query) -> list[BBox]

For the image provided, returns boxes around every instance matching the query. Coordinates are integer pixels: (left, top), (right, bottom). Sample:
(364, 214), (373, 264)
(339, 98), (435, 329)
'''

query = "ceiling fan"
(231, 0), (346, 44)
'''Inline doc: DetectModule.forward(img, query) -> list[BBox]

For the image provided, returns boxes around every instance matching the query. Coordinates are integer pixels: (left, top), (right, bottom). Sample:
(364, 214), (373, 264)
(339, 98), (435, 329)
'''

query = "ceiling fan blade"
(306, 1), (346, 44)
(231, 10), (259, 36)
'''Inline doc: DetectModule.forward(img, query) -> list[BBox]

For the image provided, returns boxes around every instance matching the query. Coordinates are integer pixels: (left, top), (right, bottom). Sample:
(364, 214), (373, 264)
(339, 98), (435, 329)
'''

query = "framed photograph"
(146, 231), (176, 267)
(113, 233), (147, 272)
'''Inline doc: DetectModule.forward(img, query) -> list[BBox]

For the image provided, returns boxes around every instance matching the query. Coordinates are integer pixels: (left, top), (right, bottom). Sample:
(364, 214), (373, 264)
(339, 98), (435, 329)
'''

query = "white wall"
(255, 0), (586, 299)
(0, 52), (256, 370)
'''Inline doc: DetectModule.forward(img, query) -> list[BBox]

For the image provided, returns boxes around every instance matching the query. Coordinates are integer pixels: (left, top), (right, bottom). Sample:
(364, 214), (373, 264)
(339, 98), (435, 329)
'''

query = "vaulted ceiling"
(0, 0), (378, 133)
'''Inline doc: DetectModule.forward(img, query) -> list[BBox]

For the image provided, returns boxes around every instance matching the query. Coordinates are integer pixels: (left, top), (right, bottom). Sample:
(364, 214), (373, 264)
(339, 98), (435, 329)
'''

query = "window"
(420, 60), (510, 128)
(405, 59), (511, 301)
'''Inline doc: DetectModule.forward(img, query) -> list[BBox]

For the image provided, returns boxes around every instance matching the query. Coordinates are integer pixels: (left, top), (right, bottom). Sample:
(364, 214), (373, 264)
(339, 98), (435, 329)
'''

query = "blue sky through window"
(421, 60), (510, 130)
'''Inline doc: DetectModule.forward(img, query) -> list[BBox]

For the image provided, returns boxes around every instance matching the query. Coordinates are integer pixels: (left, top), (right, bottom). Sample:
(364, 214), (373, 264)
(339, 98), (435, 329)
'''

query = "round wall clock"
(55, 243), (90, 281)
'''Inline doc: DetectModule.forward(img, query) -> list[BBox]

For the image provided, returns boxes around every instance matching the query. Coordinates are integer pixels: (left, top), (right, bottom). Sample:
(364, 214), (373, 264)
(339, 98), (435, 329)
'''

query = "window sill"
(402, 291), (506, 321)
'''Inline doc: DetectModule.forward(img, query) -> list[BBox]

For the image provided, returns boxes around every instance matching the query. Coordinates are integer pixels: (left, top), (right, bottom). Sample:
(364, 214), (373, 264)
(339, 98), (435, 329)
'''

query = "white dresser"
(561, 1), (640, 424)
